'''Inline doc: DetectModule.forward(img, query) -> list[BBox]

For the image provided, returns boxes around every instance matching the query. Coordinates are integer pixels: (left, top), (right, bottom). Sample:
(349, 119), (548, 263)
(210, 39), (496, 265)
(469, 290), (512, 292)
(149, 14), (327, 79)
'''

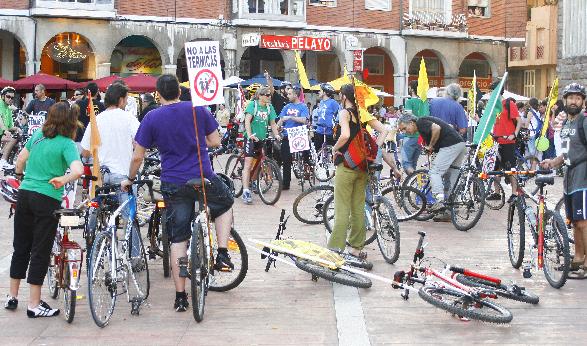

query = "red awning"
(0, 78), (14, 89)
(13, 73), (81, 92)
(123, 74), (157, 93)
(86, 75), (123, 92)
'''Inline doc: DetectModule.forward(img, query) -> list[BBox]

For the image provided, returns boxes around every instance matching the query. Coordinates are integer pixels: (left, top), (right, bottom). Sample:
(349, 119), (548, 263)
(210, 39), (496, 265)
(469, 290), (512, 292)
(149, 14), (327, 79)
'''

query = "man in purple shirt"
(430, 83), (468, 137)
(122, 75), (234, 312)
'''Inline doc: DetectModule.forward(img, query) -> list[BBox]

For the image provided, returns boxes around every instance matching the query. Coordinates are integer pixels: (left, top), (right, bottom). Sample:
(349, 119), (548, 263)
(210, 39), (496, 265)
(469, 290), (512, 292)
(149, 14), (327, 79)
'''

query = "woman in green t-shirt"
(6, 102), (83, 318)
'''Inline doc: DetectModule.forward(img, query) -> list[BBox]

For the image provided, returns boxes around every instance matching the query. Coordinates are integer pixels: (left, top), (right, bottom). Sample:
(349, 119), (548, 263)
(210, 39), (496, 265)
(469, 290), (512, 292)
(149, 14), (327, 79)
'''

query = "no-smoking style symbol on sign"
(194, 69), (219, 102)
(291, 136), (308, 151)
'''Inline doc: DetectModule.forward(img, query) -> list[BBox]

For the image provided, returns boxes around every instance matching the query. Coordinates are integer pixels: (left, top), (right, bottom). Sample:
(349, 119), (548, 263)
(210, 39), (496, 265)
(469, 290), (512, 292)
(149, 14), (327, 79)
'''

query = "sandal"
(570, 261), (584, 272)
(568, 268), (587, 280)
(349, 248), (368, 260)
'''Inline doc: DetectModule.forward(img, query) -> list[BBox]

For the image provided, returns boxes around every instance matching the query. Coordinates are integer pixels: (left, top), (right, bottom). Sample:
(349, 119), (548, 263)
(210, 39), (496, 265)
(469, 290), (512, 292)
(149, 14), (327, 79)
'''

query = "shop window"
(308, 0), (336, 7)
(467, 0), (490, 18)
(364, 55), (384, 75)
(523, 70), (536, 98)
(365, 0), (391, 11)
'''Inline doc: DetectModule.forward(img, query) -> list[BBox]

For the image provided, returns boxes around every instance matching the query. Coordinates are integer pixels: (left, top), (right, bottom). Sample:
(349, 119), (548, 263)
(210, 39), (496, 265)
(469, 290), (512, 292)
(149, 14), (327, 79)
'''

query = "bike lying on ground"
(391, 231), (538, 323)
(254, 210), (373, 288)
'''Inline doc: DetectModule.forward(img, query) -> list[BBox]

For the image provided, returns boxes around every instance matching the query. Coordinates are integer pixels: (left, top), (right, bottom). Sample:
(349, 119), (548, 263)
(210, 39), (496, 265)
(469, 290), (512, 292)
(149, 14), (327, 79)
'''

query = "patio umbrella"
(123, 74), (158, 93)
(86, 75), (123, 92)
(13, 72), (81, 92)
(226, 74), (282, 88)
(482, 90), (529, 102)
(0, 78), (13, 89)
(180, 76), (245, 89)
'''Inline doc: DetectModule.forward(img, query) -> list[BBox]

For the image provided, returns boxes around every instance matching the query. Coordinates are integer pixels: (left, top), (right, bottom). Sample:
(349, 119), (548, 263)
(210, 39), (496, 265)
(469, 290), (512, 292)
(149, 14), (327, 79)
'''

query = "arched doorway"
(177, 41), (225, 82)
(239, 46), (284, 80)
(458, 52), (492, 92)
(40, 32), (95, 81)
(110, 35), (162, 77)
(363, 47), (395, 105)
(302, 51), (341, 84)
(408, 49), (445, 88)
(0, 30), (27, 80)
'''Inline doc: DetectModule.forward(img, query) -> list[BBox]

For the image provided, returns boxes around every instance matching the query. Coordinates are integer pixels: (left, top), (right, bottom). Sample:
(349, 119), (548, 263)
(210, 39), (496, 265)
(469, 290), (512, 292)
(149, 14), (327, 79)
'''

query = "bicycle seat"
(186, 178), (211, 189)
(368, 162), (384, 172)
(535, 176), (555, 187)
(54, 208), (83, 216)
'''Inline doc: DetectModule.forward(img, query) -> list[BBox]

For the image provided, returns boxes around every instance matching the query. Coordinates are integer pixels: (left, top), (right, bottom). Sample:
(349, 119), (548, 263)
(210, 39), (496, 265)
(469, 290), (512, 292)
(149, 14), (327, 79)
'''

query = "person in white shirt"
(125, 94), (138, 118)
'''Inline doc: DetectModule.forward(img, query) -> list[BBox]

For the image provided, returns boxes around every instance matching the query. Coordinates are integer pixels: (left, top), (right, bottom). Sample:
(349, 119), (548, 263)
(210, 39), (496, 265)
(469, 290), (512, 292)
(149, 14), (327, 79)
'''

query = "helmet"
(279, 81), (292, 89)
(0, 177), (20, 204)
(320, 83), (336, 97)
(246, 83), (263, 94)
(562, 83), (586, 99)
(1, 86), (15, 96)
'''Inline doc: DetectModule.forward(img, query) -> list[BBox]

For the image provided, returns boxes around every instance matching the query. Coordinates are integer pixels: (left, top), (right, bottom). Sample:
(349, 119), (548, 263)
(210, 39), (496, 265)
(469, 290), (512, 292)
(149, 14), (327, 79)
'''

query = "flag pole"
(473, 72), (508, 161)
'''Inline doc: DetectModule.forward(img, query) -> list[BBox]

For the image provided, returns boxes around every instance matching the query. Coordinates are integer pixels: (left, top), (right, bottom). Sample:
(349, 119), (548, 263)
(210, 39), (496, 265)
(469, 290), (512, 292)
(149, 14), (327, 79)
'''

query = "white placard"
(286, 127), (310, 153)
(242, 33), (260, 47)
(184, 41), (225, 107)
(27, 114), (46, 136)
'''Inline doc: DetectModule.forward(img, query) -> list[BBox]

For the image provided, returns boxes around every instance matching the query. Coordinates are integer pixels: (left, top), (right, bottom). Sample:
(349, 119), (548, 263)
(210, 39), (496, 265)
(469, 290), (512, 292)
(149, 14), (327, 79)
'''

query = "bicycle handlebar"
(481, 169), (552, 178)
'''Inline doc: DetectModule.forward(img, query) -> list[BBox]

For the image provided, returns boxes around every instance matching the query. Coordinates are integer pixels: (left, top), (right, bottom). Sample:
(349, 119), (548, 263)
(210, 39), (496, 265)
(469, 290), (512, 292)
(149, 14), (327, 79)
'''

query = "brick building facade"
(0, 0), (526, 105)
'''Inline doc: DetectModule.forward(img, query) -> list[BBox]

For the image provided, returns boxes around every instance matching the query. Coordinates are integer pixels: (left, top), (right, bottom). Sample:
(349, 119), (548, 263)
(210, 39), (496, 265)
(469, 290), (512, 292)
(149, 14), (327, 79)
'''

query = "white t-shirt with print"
(81, 108), (140, 176)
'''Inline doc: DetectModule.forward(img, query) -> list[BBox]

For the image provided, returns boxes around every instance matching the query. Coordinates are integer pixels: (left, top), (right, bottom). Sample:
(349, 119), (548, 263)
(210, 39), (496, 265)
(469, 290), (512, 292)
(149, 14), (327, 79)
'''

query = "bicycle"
(404, 143), (486, 231)
(292, 150), (315, 192)
(46, 208), (86, 323)
(309, 130), (335, 182)
(391, 231), (514, 323)
(292, 184), (333, 225)
(323, 162), (401, 264)
(176, 177), (248, 322)
(224, 137), (283, 205)
(257, 210), (373, 286)
(87, 179), (152, 327)
(379, 176), (427, 222)
(484, 169), (570, 289)
(147, 197), (170, 278)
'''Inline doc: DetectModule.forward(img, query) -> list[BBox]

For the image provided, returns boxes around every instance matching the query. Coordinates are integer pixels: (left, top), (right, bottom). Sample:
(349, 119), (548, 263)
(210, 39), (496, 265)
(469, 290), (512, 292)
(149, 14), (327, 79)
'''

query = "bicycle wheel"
(63, 268), (76, 323)
(294, 259), (372, 288)
(47, 236), (60, 299)
(224, 154), (244, 197)
(381, 185), (426, 222)
(454, 274), (539, 305)
(190, 221), (207, 322)
(485, 178), (506, 211)
(450, 175), (485, 232)
(542, 211), (570, 289)
(161, 210), (170, 278)
(293, 185), (334, 225)
(88, 231), (116, 328)
(418, 285), (512, 324)
(315, 145), (335, 182)
(209, 228), (248, 292)
(403, 169), (435, 221)
(555, 196), (574, 247)
(323, 196), (377, 246)
(293, 154), (303, 180)
(373, 197), (401, 264)
(258, 159), (282, 205)
(507, 199), (525, 268)
(127, 219), (150, 300)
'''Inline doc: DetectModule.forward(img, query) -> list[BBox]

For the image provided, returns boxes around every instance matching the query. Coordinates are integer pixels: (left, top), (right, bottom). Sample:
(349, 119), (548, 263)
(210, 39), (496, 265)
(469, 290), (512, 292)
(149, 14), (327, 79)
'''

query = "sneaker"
(433, 211), (451, 222)
(214, 252), (234, 272)
(4, 295), (17, 310)
(0, 160), (14, 170)
(27, 301), (59, 318)
(486, 193), (502, 201)
(242, 190), (252, 204)
(429, 201), (446, 212)
(174, 294), (189, 312)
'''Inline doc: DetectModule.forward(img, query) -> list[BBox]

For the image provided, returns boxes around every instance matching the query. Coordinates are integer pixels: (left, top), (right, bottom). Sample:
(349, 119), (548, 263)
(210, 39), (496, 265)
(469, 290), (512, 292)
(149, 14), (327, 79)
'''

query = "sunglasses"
(261, 93), (271, 97)
(74, 93), (82, 96)
(4, 95), (14, 99)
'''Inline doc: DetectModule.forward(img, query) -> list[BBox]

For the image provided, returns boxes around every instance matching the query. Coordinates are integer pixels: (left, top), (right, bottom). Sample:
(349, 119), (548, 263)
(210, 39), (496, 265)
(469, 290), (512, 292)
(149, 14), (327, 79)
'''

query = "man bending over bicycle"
(0, 87), (22, 169)
(398, 114), (465, 221)
(122, 75), (235, 312)
(242, 86), (281, 204)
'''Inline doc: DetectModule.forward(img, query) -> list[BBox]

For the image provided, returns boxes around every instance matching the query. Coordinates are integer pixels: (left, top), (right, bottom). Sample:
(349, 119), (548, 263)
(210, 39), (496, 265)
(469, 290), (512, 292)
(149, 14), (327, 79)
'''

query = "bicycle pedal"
(522, 269), (532, 279)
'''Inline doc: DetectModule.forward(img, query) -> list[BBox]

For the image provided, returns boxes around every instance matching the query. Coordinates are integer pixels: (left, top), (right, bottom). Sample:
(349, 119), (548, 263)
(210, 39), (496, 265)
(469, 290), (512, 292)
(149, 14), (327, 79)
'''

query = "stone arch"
(236, 46), (287, 80)
(107, 23), (172, 66)
(0, 28), (30, 78)
(459, 50), (499, 79)
(39, 32), (96, 81)
(362, 45), (397, 105)
(408, 49), (450, 88)
(109, 35), (164, 76)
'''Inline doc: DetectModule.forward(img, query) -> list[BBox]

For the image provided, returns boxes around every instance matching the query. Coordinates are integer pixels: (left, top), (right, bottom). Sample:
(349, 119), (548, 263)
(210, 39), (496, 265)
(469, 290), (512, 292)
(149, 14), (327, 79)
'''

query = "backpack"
(341, 108), (378, 171)
(531, 111), (544, 139)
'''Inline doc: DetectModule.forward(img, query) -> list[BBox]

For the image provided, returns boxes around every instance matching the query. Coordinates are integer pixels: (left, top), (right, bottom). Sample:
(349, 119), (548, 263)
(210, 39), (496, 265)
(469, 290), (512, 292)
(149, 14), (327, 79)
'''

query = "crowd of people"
(0, 71), (586, 318)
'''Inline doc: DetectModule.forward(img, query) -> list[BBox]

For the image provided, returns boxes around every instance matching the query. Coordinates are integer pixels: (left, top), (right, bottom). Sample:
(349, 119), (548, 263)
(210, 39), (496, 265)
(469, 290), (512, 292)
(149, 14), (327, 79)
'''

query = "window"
(365, 0), (391, 11)
(562, 0), (587, 58)
(467, 0), (490, 18)
(524, 70), (536, 98)
(245, 0), (305, 16)
(34, 0), (114, 10)
(412, 0), (444, 14)
(308, 0), (336, 7)
(364, 54), (384, 75)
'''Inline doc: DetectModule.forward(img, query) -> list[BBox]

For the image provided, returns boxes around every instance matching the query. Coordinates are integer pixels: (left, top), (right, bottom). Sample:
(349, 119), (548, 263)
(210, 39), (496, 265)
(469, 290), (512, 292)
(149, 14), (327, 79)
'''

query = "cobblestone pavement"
(0, 157), (584, 345)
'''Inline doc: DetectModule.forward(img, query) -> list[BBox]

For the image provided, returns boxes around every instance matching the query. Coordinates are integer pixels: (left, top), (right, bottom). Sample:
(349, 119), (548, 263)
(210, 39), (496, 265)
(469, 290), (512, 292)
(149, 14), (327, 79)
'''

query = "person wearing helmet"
(0, 87), (21, 169)
(264, 70), (291, 115)
(541, 82), (587, 277)
(314, 83), (338, 150)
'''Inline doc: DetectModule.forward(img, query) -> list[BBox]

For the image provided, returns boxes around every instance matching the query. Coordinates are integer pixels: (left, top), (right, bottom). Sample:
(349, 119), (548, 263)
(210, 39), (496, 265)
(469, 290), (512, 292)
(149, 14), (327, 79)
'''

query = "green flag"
(473, 73), (508, 145)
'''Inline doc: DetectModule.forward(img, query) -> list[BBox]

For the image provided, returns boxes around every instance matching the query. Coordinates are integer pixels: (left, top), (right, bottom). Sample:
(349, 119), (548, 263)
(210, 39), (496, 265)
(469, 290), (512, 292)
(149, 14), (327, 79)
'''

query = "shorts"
(495, 143), (516, 170)
(244, 138), (264, 158)
(161, 175), (234, 243)
(564, 190), (587, 222)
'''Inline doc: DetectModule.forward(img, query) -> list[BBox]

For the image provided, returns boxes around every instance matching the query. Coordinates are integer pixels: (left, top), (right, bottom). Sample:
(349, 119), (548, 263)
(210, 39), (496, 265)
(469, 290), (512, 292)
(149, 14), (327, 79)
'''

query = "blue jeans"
(401, 136), (421, 172)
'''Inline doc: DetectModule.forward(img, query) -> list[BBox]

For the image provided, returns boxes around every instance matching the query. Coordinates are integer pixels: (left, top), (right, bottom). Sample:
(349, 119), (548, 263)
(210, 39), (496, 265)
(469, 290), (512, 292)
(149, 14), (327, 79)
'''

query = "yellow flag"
(87, 91), (101, 198)
(417, 57), (429, 101)
(541, 77), (559, 138)
(294, 51), (311, 90)
(467, 71), (477, 119)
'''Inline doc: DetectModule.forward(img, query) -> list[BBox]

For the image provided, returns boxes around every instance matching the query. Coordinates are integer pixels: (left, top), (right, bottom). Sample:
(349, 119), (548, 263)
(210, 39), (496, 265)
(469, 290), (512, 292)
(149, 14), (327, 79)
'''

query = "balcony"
(32, 0), (116, 18)
(402, 11), (468, 38)
(508, 5), (557, 67)
(232, 0), (306, 27)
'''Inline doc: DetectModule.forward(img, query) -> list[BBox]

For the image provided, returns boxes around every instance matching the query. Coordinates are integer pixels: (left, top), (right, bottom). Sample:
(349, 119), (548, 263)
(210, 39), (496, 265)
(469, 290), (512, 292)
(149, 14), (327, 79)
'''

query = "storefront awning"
(0, 78), (13, 89)
(86, 75), (123, 92)
(13, 73), (81, 92)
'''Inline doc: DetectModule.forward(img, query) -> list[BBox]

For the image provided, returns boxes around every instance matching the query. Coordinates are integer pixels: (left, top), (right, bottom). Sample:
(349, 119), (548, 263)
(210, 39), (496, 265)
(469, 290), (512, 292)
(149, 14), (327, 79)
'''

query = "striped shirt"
(553, 111), (567, 132)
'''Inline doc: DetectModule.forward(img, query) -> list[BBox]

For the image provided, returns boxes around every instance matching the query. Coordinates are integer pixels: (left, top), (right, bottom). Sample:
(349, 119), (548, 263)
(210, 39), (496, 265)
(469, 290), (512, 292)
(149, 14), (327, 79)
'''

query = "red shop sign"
(352, 50), (363, 72)
(260, 35), (332, 51)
